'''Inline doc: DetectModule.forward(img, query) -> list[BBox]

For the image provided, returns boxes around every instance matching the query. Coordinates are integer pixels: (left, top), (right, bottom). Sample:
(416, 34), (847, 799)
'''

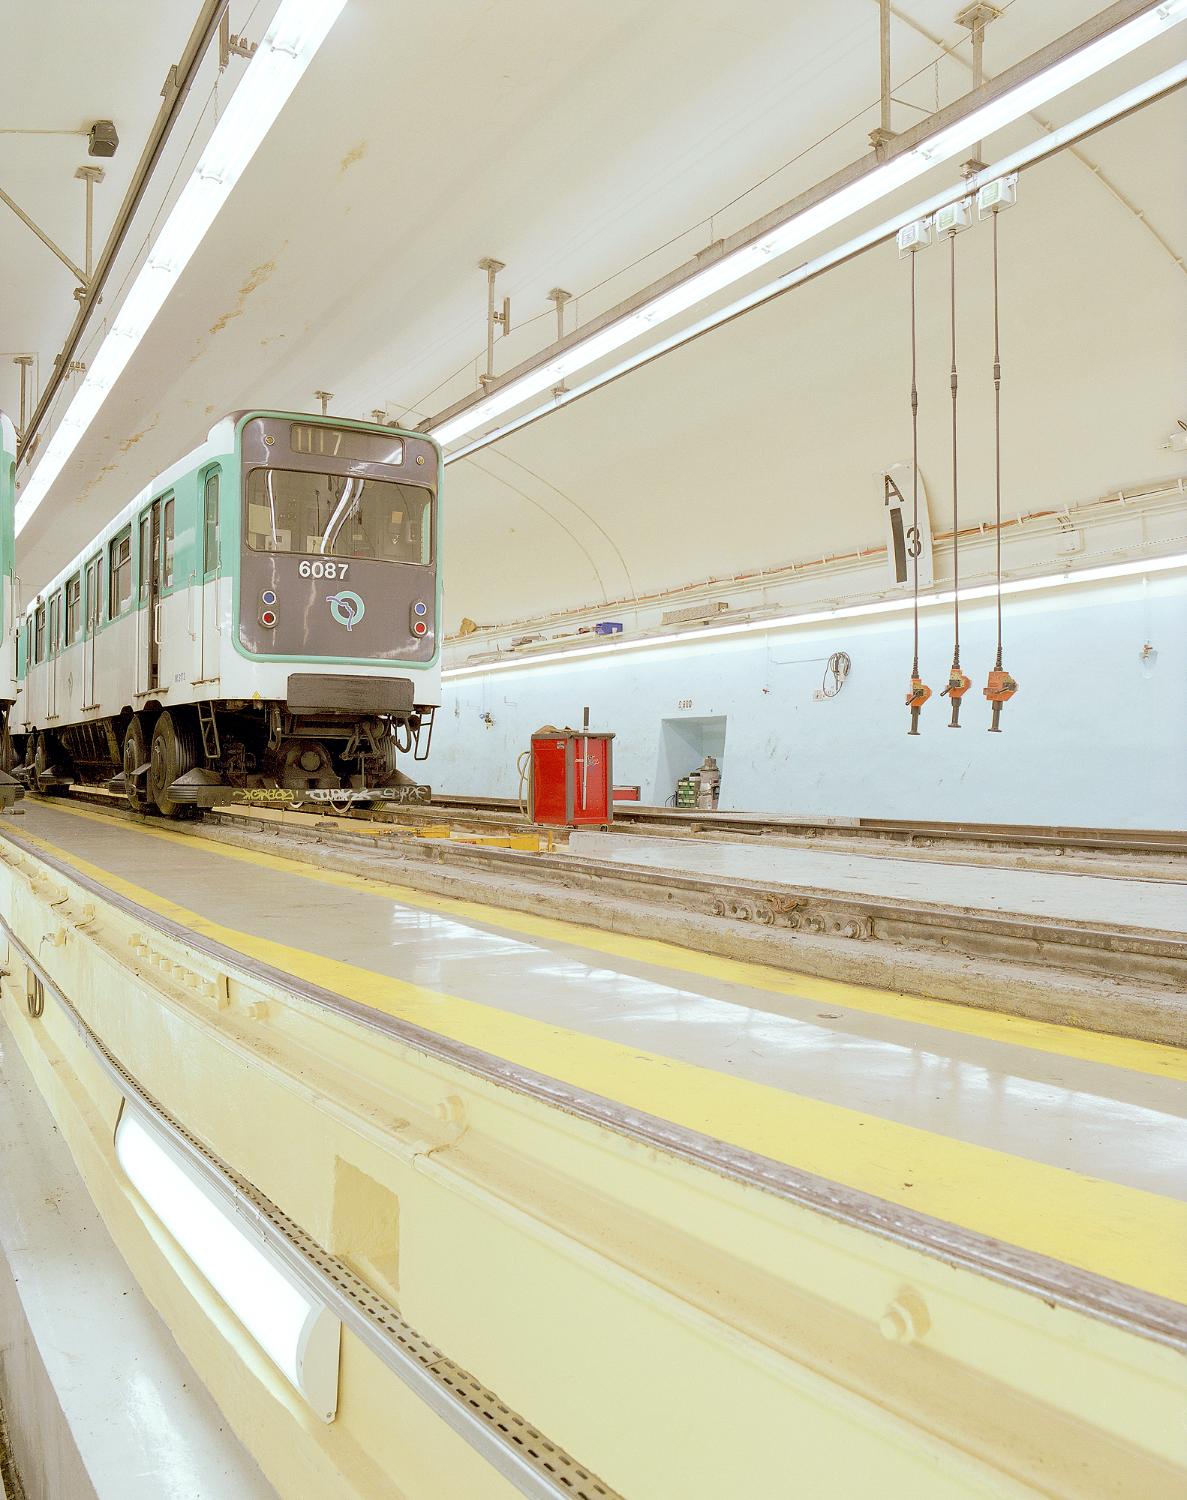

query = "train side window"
(163, 497), (175, 589)
(65, 575), (81, 644)
(139, 514), (152, 602)
(34, 603), (45, 663)
(109, 530), (132, 618)
(48, 593), (60, 657)
(203, 472), (220, 575)
(85, 555), (101, 630)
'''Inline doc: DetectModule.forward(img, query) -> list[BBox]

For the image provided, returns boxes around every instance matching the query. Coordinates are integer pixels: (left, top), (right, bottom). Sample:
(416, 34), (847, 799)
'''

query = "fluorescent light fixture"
(430, 3), (1187, 450)
(441, 55), (1187, 466)
(443, 552), (1187, 680)
(15, 0), (347, 536)
(116, 1108), (340, 1422)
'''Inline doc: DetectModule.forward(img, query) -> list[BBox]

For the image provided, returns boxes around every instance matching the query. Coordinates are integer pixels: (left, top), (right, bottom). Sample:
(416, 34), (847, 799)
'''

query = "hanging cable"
(903, 241), (931, 735)
(940, 219), (972, 728)
(983, 202), (1019, 731)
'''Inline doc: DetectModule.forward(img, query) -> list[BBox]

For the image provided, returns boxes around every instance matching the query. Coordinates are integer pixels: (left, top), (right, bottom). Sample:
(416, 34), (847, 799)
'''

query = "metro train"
(0, 413), (20, 806)
(8, 409), (441, 815)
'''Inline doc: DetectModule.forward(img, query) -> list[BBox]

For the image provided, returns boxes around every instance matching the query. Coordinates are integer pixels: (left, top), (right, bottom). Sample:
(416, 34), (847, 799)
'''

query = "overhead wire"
(904, 241), (930, 735)
(940, 223), (971, 727)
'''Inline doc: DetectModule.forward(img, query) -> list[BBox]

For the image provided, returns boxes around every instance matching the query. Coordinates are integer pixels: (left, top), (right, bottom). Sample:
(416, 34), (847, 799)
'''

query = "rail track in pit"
(9, 782), (1187, 1045)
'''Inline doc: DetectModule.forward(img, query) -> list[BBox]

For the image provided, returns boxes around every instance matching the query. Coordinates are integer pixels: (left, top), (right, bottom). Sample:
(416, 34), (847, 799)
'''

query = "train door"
(138, 500), (162, 694)
(198, 468), (220, 685)
(47, 592), (59, 718)
(83, 554), (100, 707)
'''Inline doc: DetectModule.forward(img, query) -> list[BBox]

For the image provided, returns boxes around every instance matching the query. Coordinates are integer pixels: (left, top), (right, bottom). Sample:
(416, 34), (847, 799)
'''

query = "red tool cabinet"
(529, 729), (614, 827)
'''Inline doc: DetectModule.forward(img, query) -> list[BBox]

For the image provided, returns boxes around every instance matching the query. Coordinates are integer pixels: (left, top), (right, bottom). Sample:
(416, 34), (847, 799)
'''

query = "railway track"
(17, 783), (1187, 1044)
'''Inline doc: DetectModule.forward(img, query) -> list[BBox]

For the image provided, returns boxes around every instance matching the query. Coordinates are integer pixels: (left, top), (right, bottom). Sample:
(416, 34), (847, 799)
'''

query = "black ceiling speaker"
(87, 120), (119, 158)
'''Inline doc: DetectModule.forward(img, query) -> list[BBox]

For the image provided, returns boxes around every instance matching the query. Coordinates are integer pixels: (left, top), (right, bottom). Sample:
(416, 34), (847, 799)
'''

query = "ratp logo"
(326, 589), (365, 631)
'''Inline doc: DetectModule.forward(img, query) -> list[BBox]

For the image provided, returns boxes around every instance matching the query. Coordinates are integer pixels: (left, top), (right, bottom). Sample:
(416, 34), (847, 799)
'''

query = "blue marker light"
(413, 601), (427, 616)
(262, 590), (277, 606)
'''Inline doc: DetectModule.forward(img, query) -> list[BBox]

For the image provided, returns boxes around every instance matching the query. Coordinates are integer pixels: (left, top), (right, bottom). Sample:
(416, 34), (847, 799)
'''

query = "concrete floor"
(565, 830), (1187, 930)
(10, 802), (1186, 1206)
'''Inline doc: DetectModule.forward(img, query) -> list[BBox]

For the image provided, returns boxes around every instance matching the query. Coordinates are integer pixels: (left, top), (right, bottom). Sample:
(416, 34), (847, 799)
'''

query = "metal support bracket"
(956, 2), (1002, 171)
(12, 355), (35, 440)
(478, 257), (510, 390)
(0, 181), (89, 287)
(218, 11), (259, 67)
(868, 0), (898, 157)
(74, 165), (105, 281)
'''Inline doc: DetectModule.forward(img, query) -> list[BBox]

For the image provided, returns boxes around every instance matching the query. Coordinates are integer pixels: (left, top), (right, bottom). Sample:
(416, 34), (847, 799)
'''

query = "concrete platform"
(4, 799), (1186, 1309)
(565, 830), (1187, 932)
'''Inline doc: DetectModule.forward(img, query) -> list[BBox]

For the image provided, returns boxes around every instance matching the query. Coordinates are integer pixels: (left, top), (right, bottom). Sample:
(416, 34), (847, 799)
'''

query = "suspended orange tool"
(941, 662), (972, 727)
(983, 661), (1018, 732)
(905, 675), (931, 736)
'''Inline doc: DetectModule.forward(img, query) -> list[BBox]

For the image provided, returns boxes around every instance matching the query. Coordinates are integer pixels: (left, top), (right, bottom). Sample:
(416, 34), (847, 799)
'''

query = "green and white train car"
(12, 410), (441, 815)
(0, 412), (20, 805)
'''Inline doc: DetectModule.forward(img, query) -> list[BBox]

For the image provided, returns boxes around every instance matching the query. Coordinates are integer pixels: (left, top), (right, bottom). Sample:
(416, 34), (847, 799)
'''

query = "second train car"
(12, 410), (441, 815)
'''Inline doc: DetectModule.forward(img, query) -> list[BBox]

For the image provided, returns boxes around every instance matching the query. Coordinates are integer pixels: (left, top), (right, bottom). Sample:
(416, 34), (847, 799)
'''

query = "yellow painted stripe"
(8, 816), (1187, 1303)
(29, 800), (1187, 1082)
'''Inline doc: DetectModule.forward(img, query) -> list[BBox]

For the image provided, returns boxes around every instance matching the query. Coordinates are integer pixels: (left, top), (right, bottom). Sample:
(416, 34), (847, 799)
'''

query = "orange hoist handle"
(984, 667), (1018, 733)
(940, 669), (972, 728)
(905, 676), (931, 736)
(983, 669), (1018, 703)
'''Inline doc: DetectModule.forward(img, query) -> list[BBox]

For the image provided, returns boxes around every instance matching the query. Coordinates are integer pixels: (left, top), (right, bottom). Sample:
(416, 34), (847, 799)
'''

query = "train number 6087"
(298, 560), (350, 580)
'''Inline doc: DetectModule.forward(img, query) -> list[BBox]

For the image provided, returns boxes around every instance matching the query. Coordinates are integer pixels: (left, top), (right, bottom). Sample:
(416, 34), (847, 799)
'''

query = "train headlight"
(262, 590), (277, 607)
(261, 609), (277, 628)
(410, 600), (428, 637)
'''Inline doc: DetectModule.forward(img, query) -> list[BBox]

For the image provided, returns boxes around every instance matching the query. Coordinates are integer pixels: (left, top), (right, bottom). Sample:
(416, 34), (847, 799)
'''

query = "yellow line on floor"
(8, 815), (1187, 1304)
(27, 800), (1187, 1083)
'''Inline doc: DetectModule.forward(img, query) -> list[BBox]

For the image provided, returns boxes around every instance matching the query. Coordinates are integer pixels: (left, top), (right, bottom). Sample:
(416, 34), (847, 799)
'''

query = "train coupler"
(904, 676), (932, 736)
(983, 666), (1018, 733)
(940, 664), (972, 728)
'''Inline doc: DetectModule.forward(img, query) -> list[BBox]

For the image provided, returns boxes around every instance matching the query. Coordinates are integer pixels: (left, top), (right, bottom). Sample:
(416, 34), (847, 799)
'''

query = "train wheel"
(33, 734), (68, 794)
(123, 716), (151, 813)
(148, 711), (198, 818)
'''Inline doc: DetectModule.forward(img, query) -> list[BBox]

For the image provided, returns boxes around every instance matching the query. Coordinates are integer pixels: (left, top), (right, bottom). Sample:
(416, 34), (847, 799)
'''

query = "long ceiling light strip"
(430, 2), (1187, 451)
(115, 1107), (341, 1422)
(14, 0), (347, 537)
(442, 552), (1187, 680)
(440, 54), (1187, 468)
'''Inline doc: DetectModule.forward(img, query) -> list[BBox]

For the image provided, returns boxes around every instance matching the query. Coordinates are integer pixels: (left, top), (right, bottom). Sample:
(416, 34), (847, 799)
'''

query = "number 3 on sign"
(298, 560), (350, 580)
(677, 698), (693, 710)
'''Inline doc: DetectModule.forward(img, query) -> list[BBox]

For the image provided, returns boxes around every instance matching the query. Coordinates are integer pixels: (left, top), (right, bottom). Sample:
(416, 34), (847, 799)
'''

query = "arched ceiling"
(4, 0), (1185, 621)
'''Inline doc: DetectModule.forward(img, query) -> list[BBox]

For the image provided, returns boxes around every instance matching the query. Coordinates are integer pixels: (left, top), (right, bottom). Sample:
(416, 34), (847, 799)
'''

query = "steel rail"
(2, 821), (1184, 1352)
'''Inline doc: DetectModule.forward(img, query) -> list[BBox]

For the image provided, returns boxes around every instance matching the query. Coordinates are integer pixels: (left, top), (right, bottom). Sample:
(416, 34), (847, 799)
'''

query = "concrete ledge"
(0, 1016), (275, 1500)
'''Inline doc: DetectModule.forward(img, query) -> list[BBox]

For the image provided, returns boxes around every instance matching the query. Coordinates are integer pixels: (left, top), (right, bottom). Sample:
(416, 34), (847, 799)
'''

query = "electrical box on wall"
(879, 462), (934, 588)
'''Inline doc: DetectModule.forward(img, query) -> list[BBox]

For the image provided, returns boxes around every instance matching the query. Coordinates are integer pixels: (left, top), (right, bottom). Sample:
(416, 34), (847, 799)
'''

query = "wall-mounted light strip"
(14, 0), (347, 537)
(443, 551), (1187, 680)
(115, 1107), (341, 1422)
(441, 57), (1187, 468)
(430, 3), (1187, 452)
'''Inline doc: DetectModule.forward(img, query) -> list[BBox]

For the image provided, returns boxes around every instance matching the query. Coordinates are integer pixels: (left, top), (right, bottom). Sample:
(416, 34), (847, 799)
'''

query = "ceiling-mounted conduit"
(429, 5), (1187, 463)
(16, 0), (230, 465)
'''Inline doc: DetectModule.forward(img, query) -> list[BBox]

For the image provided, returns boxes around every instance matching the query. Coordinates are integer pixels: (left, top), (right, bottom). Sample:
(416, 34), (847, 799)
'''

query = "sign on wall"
(879, 461), (934, 588)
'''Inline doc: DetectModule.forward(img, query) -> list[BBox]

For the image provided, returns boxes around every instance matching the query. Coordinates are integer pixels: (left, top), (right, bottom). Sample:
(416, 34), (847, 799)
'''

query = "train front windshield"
(245, 468), (433, 565)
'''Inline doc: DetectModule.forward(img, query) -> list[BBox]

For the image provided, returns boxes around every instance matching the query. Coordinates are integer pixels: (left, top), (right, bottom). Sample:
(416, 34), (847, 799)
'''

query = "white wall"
(422, 575), (1187, 829)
